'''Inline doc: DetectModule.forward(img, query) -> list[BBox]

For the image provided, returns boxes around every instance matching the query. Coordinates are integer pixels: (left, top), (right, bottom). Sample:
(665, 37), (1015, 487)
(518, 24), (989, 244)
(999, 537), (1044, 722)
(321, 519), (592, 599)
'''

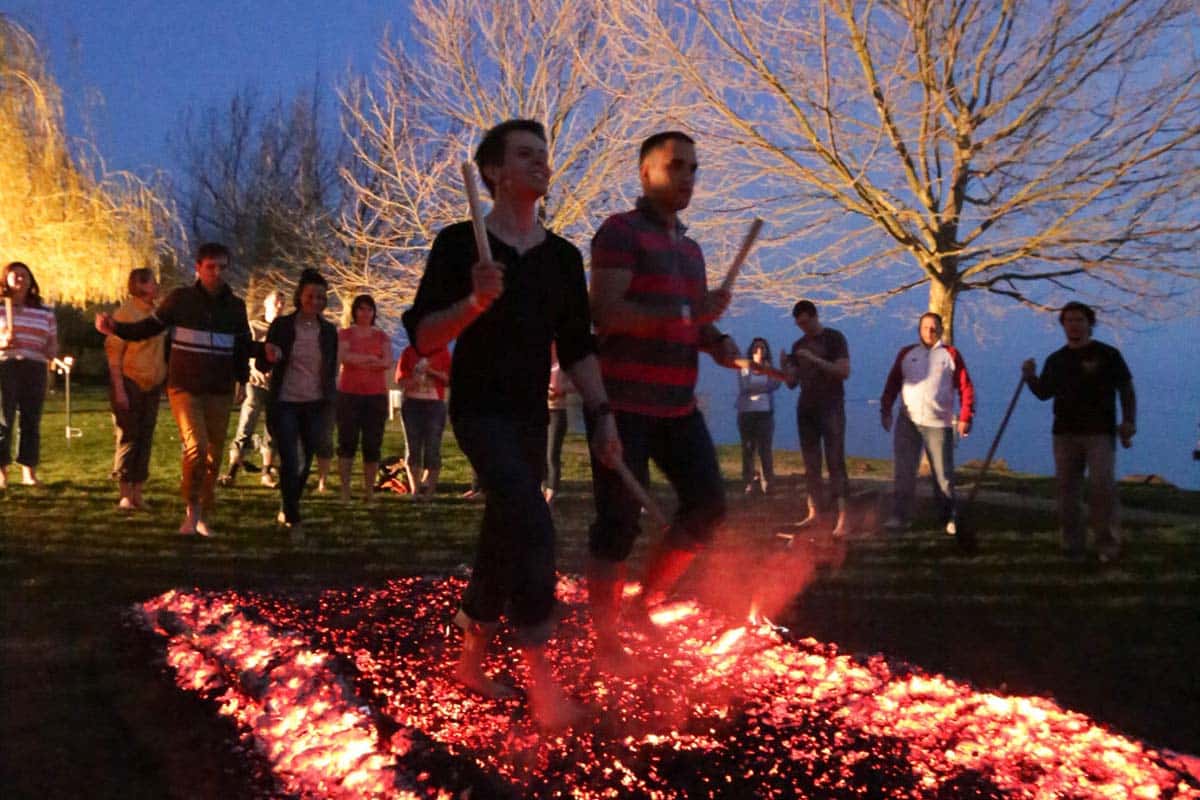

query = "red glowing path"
(138, 577), (1198, 799)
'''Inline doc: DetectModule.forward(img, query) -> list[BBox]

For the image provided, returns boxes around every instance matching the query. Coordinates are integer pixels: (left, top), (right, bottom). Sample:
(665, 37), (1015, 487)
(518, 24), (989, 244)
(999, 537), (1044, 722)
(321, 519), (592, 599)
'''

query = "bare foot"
(20, 466), (39, 486)
(194, 519), (215, 537)
(831, 513), (850, 538)
(453, 663), (519, 700)
(793, 508), (820, 529)
(528, 681), (589, 730)
(178, 513), (197, 536)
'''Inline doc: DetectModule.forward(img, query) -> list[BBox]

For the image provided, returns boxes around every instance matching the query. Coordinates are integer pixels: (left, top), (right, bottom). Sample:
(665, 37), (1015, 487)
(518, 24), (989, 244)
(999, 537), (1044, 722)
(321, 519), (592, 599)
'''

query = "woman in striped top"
(0, 262), (58, 488)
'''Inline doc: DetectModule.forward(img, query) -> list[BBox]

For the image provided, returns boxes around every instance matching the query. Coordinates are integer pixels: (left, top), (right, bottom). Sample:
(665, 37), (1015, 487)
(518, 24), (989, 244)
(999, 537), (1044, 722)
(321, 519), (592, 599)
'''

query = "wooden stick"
(612, 459), (671, 530)
(460, 161), (493, 263)
(718, 218), (764, 294)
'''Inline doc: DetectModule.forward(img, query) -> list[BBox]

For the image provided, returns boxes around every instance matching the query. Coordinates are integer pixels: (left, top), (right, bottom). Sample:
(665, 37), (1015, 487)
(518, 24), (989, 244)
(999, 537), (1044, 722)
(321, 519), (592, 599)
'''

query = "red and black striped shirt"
(591, 198), (708, 418)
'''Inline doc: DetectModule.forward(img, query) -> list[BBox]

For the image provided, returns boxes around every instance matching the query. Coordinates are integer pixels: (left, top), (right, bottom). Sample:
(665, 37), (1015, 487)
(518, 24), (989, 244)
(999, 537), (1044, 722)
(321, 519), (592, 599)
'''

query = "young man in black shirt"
(1023, 301), (1136, 562)
(402, 119), (621, 729)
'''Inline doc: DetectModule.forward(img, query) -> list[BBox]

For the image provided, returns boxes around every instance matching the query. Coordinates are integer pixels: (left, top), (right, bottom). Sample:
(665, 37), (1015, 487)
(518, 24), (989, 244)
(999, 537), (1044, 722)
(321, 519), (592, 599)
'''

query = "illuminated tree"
(0, 16), (174, 305)
(339, 0), (658, 315)
(606, 0), (1200, 341)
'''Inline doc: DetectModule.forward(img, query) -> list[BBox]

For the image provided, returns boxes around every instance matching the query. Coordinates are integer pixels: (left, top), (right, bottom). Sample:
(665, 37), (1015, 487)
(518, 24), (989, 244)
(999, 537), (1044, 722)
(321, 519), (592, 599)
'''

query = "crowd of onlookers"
(1, 248), (1137, 569)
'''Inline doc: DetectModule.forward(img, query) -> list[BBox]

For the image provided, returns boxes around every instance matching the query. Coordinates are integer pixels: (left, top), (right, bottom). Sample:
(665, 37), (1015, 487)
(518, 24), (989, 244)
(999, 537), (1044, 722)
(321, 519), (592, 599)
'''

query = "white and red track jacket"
(880, 341), (975, 428)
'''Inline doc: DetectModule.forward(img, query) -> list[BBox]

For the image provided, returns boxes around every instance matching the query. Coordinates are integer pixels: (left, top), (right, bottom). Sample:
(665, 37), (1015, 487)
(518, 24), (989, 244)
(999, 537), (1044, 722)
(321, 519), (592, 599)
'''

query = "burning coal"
(139, 577), (1198, 799)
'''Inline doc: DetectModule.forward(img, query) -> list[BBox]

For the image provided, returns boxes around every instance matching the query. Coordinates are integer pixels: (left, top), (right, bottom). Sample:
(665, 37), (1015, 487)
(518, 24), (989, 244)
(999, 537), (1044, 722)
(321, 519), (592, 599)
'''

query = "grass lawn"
(2, 386), (1198, 797)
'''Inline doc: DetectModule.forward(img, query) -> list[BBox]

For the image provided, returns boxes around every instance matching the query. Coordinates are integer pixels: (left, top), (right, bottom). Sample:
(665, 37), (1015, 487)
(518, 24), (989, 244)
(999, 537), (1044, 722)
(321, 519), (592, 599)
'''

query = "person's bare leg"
(363, 461), (378, 504)
(132, 482), (148, 509)
(423, 467), (440, 495)
(587, 557), (642, 675)
(338, 457), (354, 502)
(180, 502), (199, 535)
(795, 496), (819, 529)
(453, 611), (518, 700)
(316, 456), (331, 493)
(831, 497), (850, 538)
(0, 465), (7, 489)
(118, 480), (135, 510)
(522, 643), (587, 730)
(639, 543), (696, 609)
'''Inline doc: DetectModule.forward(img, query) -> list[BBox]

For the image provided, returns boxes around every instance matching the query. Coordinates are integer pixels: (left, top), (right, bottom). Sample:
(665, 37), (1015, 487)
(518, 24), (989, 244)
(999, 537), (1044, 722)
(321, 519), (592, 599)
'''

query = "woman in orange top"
(335, 295), (393, 502)
(395, 342), (451, 497)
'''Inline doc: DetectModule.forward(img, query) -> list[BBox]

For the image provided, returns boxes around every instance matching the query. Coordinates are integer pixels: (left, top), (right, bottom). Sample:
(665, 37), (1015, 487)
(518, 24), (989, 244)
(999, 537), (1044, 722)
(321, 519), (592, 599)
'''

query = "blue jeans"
(230, 384), (272, 457)
(892, 414), (956, 523)
(587, 409), (726, 563)
(267, 400), (329, 524)
(453, 414), (556, 644)
(737, 410), (775, 485)
(401, 397), (447, 476)
(0, 359), (47, 467)
(797, 403), (848, 511)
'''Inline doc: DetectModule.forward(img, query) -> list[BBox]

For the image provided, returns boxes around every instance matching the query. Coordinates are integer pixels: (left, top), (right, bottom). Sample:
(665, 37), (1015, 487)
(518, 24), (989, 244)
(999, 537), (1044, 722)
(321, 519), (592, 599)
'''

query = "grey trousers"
(1053, 434), (1119, 555)
(892, 414), (956, 523)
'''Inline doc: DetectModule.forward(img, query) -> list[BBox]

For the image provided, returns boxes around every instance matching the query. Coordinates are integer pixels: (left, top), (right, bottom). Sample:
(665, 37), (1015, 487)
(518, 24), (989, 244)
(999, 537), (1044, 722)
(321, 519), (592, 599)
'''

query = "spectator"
(736, 337), (781, 496)
(395, 342), (451, 498)
(544, 342), (575, 506)
(259, 269), (338, 536)
(879, 312), (975, 535)
(96, 243), (257, 536)
(0, 261), (58, 488)
(1023, 301), (1135, 563)
(220, 289), (285, 487)
(336, 294), (393, 503)
(105, 267), (167, 510)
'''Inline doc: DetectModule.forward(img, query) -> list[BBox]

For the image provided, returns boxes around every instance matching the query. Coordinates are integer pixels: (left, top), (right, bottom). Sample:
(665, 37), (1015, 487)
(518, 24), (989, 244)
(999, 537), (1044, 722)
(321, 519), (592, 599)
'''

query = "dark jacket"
(112, 281), (252, 395)
(257, 312), (339, 403)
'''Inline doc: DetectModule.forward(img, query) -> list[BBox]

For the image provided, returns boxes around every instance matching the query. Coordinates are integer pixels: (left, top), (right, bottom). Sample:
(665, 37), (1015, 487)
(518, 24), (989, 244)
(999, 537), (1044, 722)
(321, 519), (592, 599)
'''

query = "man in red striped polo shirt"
(587, 131), (740, 669)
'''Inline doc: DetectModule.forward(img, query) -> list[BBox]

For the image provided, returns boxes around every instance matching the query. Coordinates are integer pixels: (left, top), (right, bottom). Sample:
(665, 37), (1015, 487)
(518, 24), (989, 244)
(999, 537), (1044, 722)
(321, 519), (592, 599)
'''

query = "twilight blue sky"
(10, 1), (1200, 487)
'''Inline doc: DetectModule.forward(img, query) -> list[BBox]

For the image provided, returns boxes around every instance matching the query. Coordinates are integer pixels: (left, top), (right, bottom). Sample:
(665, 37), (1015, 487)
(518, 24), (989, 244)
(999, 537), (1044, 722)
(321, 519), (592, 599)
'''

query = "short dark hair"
(473, 119), (547, 196)
(639, 131), (695, 165)
(919, 312), (943, 331)
(792, 299), (817, 319)
(2, 262), (43, 308)
(293, 268), (328, 309)
(1058, 301), (1096, 327)
(351, 293), (377, 326)
(127, 267), (155, 295)
(195, 242), (231, 264)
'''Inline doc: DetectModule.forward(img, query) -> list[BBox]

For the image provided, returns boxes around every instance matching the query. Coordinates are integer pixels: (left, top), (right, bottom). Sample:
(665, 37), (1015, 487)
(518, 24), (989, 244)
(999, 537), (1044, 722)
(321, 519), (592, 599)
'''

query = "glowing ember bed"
(138, 577), (1199, 799)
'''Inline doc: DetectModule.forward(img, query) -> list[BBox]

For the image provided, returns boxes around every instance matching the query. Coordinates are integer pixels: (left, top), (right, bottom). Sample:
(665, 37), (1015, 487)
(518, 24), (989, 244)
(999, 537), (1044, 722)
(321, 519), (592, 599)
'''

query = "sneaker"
(945, 520), (957, 536)
(882, 517), (908, 532)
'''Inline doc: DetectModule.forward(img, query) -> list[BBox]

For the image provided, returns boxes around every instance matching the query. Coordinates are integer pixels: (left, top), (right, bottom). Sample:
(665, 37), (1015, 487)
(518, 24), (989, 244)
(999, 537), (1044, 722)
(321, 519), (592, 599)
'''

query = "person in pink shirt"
(336, 294), (393, 503)
(395, 342), (451, 497)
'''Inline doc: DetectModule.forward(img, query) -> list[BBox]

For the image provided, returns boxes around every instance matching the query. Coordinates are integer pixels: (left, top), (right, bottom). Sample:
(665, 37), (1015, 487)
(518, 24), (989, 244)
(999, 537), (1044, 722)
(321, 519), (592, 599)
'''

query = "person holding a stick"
(879, 312), (975, 536)
(586, 131), (740, 670)
(402, 119), (621, 729)
(1022, 301), (1135, 564)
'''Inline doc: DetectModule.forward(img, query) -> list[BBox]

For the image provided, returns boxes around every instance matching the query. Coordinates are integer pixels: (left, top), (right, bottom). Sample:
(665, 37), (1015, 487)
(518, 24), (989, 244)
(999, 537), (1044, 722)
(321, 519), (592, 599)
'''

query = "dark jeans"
(453, 414), (556, 644)
(545, 407), (569, 493)
(401, 397), (447, 476)
(0, 359), (48, 468)
(336, 392), (388, 463)
(267, 400), (328, 524)
(231, 384), (272, 456)
(797, 402), (848, 511)
(111, 377), (161, 483)
(588, 409), (726, 563)
(737, 411), (775, 485)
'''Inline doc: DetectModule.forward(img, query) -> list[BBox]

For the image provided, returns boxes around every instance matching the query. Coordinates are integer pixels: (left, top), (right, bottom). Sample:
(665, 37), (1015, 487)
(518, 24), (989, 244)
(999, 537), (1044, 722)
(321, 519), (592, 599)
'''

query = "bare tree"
(606, 0), (1200, 341)
(0, 15), (175, 305)
(339, 0), (658, 322)
(176, 85), (345, 313)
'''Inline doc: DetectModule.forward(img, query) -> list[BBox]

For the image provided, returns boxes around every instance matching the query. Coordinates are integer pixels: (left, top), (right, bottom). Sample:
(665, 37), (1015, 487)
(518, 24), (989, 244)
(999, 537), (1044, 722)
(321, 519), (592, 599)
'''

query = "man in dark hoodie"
(97, 242), (268, 536)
